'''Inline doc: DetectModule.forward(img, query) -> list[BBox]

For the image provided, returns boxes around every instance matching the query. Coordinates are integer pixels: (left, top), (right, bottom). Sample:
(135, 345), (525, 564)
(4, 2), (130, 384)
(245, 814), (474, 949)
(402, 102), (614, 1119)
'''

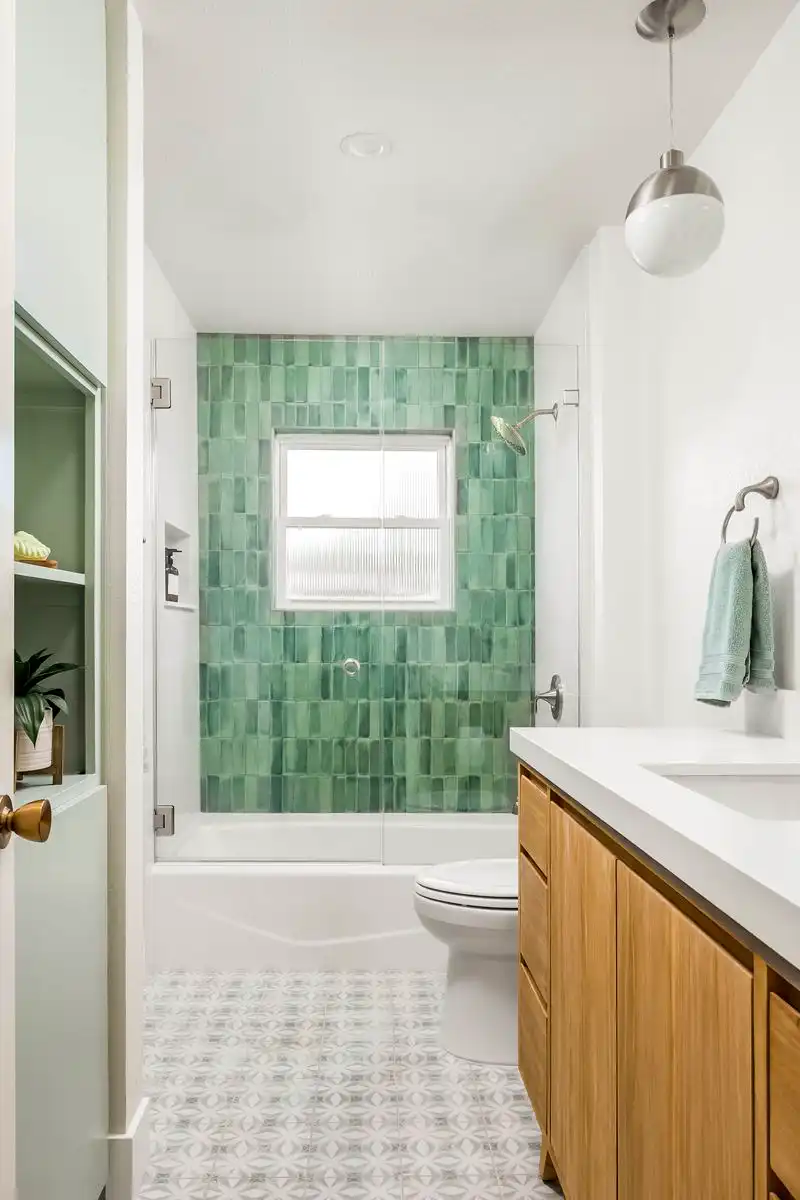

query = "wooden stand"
(15, 722), (64, 786)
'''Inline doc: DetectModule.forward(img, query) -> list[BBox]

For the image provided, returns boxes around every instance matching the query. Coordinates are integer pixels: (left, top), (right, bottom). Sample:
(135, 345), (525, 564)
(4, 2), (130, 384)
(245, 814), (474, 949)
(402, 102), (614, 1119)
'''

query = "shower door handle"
(342, 658), (361, 677)
(534, 674), (564, 723)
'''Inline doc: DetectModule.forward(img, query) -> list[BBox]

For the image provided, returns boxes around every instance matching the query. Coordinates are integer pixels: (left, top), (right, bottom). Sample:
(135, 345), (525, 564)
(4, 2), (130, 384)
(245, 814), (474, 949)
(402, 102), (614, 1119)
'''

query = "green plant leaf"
(24, 661), (80, 692)
(15, 648), (54, 695)
(14, 693), (48, 745)
(45, 693), (69, 716)
(16, 648), (50, 679)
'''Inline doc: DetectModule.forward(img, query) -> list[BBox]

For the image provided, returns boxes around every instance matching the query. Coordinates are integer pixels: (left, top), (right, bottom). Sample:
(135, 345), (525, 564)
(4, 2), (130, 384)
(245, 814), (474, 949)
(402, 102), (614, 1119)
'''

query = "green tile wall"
(198, 336), (534, 814)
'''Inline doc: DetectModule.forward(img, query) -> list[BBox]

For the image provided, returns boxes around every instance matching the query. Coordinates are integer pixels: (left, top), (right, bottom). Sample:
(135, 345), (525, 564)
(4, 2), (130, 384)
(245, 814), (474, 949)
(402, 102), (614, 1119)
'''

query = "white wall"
(16, 0), (108, 382)
(144, 249), (200, 882)
(652, 4), (800, 728)
(538, 4), (800, 733)
(535, 232), (662, 727)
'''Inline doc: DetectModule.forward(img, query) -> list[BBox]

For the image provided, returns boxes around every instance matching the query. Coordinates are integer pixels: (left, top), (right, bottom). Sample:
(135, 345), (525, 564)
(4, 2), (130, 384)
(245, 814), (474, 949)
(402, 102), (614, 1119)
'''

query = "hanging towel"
(695, 538), (776, 706)
(747, 539), (776, 694)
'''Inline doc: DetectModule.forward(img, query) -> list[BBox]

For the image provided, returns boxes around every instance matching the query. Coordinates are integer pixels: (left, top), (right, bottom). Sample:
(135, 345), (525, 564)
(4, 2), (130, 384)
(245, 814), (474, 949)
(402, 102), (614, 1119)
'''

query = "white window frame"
(272, 432), (455, 612)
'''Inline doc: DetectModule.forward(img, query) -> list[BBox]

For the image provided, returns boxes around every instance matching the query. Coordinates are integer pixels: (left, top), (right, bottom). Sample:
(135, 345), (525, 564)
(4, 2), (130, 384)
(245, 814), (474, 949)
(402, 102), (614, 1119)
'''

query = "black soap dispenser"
(165, 547), (182, 603)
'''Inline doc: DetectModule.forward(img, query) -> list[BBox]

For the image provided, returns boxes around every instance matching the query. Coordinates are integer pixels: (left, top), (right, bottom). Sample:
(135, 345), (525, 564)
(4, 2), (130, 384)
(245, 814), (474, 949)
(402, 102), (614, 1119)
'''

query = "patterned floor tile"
(143, 971), (550, 1197)
(494, 1175), (563, 1198)
(138, 1173), (214, 1199)
(398, 1179), (503, 1200)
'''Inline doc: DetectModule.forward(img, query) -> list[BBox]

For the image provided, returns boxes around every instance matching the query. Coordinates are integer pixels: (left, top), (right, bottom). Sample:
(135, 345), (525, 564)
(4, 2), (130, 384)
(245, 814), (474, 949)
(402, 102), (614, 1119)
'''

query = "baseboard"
(107, 1096), (150, 1200)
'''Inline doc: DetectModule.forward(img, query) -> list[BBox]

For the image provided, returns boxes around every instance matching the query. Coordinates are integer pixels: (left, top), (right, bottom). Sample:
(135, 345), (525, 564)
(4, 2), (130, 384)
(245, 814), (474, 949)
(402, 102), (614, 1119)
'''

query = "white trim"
(272, 431), (455, 612)
(13, 314), (99, 395)
(107, 1095), (151, 1200)
(12, 562), (86, 586)
(0, 0), (15, 1192)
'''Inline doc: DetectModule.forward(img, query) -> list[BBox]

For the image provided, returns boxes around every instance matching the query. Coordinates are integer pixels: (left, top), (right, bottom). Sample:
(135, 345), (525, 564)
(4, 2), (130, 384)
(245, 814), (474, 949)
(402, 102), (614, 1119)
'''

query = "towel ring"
(721, 507), (759, 546)
(719, 476), (779, 546)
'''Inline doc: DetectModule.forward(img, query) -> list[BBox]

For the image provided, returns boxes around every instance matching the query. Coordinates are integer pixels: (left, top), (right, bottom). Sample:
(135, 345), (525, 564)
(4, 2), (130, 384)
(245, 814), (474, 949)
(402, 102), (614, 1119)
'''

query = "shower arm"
(515, 405), (558, 428)
(514, 390), (579, 429)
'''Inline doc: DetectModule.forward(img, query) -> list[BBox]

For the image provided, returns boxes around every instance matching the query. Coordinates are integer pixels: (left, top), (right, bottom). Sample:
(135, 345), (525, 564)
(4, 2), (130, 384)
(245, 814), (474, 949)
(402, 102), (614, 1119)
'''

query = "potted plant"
(14, 649), (79, 773)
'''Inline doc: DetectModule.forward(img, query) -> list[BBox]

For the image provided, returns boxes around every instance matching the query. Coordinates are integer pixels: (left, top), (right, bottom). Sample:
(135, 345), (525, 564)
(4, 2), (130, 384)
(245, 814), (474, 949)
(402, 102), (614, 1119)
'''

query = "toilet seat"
(415, 858), (518, 911)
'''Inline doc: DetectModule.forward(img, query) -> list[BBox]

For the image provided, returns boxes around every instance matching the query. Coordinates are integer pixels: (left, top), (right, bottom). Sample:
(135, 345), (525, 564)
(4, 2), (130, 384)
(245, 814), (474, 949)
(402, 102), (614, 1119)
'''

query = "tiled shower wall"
(198, 336), (534, 814)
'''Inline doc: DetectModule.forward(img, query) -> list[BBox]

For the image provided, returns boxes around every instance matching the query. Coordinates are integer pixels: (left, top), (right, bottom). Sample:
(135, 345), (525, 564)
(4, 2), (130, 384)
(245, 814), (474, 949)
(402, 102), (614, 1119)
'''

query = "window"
(273, 433), (454, 611)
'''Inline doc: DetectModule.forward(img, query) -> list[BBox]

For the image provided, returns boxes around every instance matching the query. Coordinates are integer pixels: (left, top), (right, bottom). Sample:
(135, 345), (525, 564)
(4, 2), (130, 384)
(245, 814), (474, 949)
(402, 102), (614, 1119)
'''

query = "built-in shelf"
(164, 601), (197, 611)
(14, 772), (100, 815)
(14, 562), (86, 586)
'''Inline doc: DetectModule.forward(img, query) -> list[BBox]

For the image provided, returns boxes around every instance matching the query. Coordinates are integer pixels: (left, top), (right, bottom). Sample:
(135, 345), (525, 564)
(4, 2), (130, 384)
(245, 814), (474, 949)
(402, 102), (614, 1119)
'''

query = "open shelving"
(13, 318), (101, 789)
(13, 562), (86, 586)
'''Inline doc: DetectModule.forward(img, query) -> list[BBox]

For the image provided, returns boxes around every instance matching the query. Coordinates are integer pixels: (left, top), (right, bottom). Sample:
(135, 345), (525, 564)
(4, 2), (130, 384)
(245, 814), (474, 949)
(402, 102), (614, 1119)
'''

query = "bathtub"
(149, 812), (517, 973)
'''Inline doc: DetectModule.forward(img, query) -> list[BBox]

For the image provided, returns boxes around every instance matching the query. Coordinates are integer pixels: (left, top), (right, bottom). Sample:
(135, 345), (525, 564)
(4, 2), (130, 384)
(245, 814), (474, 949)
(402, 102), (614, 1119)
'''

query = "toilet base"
(439, 948), (518, 1064)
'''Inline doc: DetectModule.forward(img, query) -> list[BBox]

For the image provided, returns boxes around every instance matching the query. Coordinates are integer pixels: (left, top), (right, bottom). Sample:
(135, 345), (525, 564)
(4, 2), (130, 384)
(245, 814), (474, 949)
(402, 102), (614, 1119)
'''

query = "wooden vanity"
(517, 762), (800, 1200)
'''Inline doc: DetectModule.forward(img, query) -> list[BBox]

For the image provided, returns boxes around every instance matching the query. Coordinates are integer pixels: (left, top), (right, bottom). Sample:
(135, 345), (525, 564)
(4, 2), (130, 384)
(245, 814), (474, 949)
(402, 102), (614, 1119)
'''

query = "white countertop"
(510, 727), (800, 973)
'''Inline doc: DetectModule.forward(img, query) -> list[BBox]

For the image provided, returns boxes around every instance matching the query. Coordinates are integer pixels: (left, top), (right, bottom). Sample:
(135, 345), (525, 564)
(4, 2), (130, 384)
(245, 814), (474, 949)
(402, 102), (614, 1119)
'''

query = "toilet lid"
(415, 859), (518, 910)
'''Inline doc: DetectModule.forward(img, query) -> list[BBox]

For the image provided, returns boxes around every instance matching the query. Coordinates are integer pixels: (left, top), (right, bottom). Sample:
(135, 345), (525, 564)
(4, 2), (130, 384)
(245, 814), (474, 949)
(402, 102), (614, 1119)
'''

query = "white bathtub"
(149, 812), (517, 973)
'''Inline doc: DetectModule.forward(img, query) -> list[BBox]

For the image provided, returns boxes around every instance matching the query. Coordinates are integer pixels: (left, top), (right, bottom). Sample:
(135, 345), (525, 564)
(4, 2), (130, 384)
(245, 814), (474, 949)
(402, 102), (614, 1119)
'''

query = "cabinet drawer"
(519, 772), (549, 876)
(770, 993), (800, 1197)
(520, 853), (549, 1001)
(519, 961), (547, 1128)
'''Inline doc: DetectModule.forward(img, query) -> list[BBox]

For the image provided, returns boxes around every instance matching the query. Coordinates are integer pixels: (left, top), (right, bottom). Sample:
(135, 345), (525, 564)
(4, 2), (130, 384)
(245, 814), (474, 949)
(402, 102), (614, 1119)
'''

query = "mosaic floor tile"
(139, 1173), (215, 1199)
(141, 970), (561, 1200)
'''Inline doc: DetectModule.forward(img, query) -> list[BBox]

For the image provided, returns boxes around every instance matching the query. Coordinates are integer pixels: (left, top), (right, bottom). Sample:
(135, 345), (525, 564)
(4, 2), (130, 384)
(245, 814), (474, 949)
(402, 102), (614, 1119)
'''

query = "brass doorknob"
(0, 795), (52, 850)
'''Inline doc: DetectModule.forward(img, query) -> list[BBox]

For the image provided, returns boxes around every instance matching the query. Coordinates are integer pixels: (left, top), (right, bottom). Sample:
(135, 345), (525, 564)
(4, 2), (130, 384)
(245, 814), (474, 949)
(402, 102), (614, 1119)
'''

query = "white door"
(0, 0), (17, 1191)
(533, 343), (580, 726)
(0, 8), (108, 1198)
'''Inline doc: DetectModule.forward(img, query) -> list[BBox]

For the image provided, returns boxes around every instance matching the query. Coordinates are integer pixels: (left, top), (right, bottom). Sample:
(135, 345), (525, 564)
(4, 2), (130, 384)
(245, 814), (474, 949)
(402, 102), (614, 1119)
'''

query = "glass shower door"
(157, 334), (385, 862)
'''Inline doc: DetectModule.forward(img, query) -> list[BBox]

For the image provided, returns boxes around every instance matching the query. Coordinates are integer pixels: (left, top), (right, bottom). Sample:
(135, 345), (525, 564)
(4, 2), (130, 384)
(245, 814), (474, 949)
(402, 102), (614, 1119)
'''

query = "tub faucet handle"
(534, 674), (564, 723)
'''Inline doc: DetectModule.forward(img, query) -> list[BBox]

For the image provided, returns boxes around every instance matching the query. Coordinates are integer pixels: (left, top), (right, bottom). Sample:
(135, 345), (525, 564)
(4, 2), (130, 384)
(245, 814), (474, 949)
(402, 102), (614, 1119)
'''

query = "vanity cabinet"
(617, 864), (752, 1200)
(517, 763), (800, 1200)
(770, 993), (800, 1197)
(549, 805), (616, 1200)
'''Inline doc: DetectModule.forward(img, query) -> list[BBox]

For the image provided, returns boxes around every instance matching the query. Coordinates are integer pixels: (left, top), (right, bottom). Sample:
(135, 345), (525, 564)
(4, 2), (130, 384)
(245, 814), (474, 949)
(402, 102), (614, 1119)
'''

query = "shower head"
(491, 404), (559, 455)
(491, 415), (529, 456)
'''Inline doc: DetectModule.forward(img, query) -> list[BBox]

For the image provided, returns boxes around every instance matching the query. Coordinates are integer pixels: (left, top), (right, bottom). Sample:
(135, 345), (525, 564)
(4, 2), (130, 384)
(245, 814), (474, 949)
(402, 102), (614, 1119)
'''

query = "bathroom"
(3, 1), (800, 1200)
(140, 0), (800, 1196)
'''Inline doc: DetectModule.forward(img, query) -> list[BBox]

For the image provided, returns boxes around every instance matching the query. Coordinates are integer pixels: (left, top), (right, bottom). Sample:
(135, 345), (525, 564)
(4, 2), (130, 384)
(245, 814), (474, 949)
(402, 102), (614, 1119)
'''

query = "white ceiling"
(139, 0), (797, 335)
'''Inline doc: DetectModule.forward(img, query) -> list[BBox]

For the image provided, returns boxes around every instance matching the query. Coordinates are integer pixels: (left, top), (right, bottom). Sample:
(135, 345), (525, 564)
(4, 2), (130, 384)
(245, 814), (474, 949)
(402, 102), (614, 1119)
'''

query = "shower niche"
(13, 319), (102, 797)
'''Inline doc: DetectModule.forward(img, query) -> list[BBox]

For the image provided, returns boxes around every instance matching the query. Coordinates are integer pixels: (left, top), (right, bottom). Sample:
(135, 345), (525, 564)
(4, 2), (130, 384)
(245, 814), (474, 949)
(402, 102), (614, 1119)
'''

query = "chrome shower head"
(491, 403), (559, 455)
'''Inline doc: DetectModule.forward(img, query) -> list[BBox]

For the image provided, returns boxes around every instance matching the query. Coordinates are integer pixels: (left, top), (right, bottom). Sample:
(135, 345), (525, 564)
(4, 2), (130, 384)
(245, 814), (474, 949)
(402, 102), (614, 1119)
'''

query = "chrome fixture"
(491, 390), (579, 456)
(342, 658), (361, 677)
(534, 674), (564, 723)
(626, 0), (724, 277)
(720, 476), (780, 546)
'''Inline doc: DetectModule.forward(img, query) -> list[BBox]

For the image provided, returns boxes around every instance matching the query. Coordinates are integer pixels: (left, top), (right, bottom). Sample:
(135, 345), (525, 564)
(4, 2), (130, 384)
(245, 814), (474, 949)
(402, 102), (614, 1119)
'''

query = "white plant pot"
(15, 707), (53, 772)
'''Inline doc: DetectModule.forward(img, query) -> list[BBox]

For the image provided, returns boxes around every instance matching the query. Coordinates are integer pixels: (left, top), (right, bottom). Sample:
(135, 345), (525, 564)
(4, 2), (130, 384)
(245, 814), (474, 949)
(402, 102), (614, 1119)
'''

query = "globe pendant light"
(625, 0), (724, 277)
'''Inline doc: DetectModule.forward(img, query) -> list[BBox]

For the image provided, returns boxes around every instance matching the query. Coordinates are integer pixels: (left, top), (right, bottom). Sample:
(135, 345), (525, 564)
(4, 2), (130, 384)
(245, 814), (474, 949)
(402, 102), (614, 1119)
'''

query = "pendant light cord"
(668, 24), (675, 147)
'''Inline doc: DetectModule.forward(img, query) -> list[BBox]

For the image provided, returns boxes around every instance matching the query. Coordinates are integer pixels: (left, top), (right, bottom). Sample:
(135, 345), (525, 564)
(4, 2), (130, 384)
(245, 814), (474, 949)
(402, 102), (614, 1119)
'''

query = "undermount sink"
(652, 772), (800, 821)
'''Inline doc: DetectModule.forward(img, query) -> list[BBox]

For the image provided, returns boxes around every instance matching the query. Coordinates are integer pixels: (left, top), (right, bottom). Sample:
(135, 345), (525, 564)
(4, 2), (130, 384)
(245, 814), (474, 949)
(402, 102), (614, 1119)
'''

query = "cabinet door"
(15, 787), (108, 1200)
(617, 865), (752, 1200)
(549, 805), (617, 1200)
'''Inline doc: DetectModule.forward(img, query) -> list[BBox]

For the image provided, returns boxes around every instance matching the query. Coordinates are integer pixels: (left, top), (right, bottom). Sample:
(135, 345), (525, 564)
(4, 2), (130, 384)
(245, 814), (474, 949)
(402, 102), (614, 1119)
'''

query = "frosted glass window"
(274, 434), (453, 611)
(285, 450), (381, 518)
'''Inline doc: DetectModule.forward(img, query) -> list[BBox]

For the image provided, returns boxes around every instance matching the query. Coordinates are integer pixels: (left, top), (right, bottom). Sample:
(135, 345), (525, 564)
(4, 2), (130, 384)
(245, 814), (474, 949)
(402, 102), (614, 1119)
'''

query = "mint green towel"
(749, 539), (776, 693)
(695, 538), (776, 707)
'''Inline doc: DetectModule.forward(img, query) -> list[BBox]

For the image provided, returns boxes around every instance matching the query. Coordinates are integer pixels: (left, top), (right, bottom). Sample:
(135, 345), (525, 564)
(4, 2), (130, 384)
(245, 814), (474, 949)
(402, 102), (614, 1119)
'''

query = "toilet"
(414, 858), (518, 1064)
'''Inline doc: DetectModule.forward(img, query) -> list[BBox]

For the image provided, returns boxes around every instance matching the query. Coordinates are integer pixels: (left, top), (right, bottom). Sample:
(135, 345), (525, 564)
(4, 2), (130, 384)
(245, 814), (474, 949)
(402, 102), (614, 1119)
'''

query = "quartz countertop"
(510, 726), (800, 973)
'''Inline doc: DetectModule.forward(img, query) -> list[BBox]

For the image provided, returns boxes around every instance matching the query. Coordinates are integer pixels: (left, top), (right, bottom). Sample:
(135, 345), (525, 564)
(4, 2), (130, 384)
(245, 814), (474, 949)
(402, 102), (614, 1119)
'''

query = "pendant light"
(625, 0), (724, 277)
